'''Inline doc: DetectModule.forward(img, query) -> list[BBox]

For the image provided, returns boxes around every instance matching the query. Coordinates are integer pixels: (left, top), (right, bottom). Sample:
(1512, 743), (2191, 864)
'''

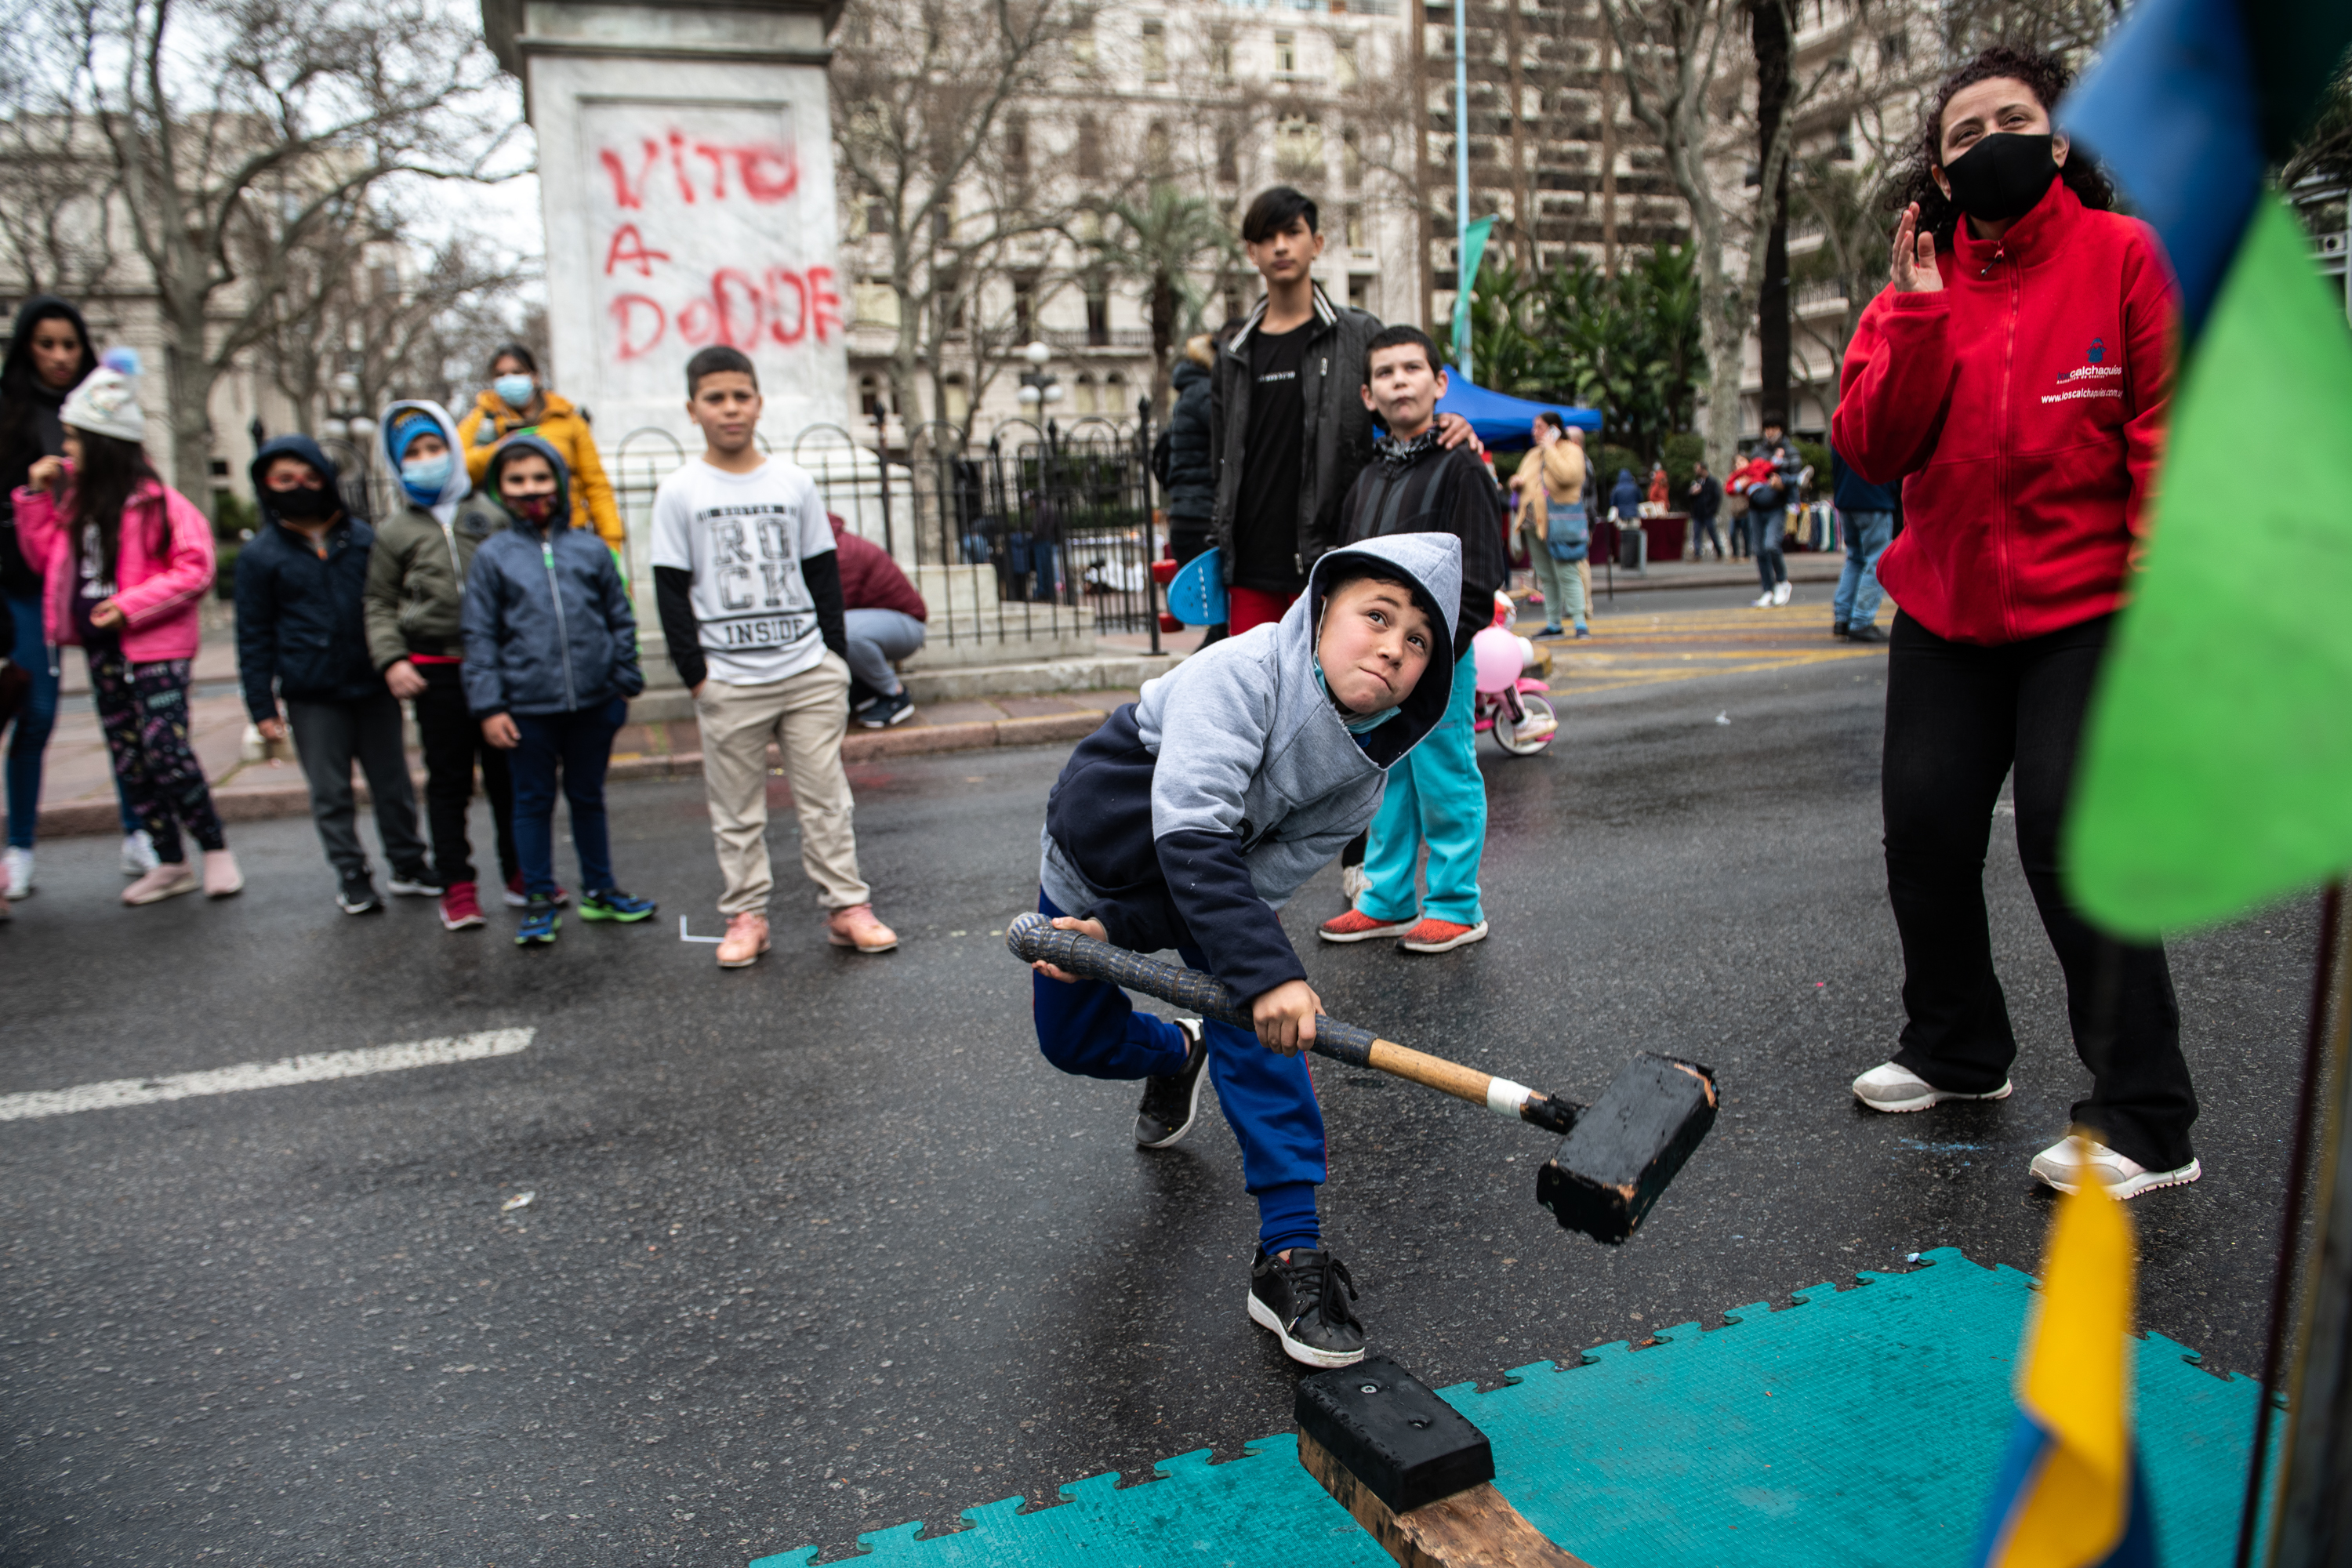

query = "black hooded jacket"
(1, 296), (100, 599)
(234, 434), (384, 720)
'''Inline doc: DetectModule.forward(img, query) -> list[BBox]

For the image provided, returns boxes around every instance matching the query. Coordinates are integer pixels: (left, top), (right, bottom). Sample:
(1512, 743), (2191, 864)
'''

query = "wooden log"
(1298, 1429), (1593, 1568)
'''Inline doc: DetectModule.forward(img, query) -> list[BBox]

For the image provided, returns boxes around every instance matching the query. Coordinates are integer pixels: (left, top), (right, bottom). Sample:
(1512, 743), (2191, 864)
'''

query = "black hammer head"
(1537, 1052), (1718, 1243)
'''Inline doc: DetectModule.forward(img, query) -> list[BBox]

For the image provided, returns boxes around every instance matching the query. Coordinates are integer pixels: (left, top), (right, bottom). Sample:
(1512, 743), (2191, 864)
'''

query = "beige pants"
(695, 652), (870, 914)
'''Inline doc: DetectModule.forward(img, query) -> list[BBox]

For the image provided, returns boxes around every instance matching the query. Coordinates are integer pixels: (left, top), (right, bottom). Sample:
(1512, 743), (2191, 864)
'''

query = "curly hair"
(1889, 45), (2115, 246)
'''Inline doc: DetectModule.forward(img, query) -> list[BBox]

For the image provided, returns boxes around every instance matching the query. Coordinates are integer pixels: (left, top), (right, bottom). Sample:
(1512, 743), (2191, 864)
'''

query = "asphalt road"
(1, 591), (2321, 1566)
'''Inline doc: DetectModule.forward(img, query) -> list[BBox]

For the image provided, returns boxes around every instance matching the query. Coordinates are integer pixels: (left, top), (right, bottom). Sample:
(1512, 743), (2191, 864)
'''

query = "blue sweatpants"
(1030, 891), (1324, 1255)
(1359, 649), (1486, 927)
(510, 695), (626, 898)
(6, 590), (140, 848)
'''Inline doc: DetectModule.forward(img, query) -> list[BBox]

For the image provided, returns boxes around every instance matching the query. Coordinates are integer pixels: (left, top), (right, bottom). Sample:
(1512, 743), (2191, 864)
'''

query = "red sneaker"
(440, 880), (486, 931)
(1399, 917), (1490, 953)
(1317, 909), (1419, 944)
(506, 873), (570, 909)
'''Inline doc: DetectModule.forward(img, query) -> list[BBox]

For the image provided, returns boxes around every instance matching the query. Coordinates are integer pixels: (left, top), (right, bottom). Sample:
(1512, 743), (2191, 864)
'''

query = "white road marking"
(0, 1028), (536, 1122)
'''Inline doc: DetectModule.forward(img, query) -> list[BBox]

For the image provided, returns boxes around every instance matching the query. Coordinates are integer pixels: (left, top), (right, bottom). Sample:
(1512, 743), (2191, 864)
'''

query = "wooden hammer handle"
(1007, 914), (1577, 1134)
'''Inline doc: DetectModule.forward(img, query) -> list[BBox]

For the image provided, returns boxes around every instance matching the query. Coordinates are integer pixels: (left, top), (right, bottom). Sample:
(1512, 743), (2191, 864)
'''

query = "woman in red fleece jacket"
(1832, 45), (2197, 1200)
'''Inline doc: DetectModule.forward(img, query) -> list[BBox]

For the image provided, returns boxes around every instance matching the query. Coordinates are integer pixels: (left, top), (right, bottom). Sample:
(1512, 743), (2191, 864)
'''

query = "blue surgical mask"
(494, 374), (535, 410)
(401, 452), (454, 498)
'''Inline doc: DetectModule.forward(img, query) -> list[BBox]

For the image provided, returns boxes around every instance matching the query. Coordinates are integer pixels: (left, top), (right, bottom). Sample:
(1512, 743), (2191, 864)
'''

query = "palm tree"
(1098, 184), (1239, 416)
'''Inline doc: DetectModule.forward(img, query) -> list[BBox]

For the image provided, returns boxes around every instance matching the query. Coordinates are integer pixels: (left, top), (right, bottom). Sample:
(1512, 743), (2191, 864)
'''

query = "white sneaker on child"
(121, 830), (159, 876)
(3, 845), (31, 898)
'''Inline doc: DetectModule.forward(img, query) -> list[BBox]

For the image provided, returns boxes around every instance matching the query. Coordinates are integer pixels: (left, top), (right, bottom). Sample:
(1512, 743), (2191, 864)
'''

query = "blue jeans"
(1360, 650), (1486, 927)
(509, 695), (626, 897)
(5, 590), (138, 848)
(1749, 507), (1788, 592)
(1833, 510), (1894, 628)
(1030, 891), (1325, 1255)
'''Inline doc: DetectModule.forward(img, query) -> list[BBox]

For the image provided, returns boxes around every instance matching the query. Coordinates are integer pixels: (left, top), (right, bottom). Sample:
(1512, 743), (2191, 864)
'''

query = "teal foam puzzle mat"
(748, 1248), (2267, 1567)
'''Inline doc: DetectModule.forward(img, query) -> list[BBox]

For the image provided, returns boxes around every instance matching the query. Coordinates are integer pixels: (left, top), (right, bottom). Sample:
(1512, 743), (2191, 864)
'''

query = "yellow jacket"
(457, 388), (625, 548)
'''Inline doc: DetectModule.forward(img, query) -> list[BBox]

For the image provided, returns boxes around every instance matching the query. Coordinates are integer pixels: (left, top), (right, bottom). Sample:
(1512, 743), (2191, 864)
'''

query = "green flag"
(2065, 194), (2352, 938)
(1451, 215), (1496, 378)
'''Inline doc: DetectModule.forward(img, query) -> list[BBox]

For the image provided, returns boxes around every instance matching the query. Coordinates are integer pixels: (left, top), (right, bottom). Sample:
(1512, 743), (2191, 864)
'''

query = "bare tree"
(16, 0), (520, 511)
(1600, 0), (1836, 466)
(832, 0), (1080, 444)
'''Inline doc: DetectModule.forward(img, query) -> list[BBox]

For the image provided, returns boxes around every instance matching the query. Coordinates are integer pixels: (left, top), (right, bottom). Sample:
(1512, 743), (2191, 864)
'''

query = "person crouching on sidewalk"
(461, 436), (655, 946)
(650, 346), (897, 968)
(365, 401), (519, 931)
(236, 434), (431, 913)
(833, 512), (929, 731)
(13, 352), (242, 906)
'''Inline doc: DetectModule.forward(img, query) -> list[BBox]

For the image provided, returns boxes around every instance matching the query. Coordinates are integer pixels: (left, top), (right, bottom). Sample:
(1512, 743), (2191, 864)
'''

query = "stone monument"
(481, 0), (850, 705)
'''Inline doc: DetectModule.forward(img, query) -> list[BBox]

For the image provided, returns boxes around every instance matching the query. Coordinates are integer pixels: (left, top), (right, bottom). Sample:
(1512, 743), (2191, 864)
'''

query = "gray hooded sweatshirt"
(1040, 530), (1464, 999)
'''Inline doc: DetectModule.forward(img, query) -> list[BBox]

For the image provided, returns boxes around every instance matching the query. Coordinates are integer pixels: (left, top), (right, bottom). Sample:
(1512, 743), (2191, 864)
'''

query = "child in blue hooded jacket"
(1029, 530), (1461, 1369)
(461, 436), (655, 945)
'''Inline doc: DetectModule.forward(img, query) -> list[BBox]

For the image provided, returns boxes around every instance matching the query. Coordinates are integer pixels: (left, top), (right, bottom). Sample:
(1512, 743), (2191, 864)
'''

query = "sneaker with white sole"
(1319, 908), (1419, 943)
(1851, 1060), (2013, 1112)
(121, 830), (158, 876)
(1134, 1019), (1208, 1149)
(123, 862), (199, 906)
(1751, 591), (1776, 608)
(1248, 1247), (1367, 1368)
(2030, 1135), (2201, 1199)
(1773, 581), (1793, 606)
(3, 846), (31, 898)
(1399, 916), (1489, 953)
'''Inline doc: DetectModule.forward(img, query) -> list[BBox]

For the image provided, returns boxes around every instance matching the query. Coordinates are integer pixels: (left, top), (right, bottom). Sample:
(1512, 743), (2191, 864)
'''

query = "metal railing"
(601, 405), (1165, 656)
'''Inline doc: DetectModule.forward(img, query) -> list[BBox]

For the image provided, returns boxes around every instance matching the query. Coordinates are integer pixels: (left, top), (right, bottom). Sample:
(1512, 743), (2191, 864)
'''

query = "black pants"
(414, 662), (517, 889)
(286, 691), (426, 881)
(1882, 612), (2196, 1170)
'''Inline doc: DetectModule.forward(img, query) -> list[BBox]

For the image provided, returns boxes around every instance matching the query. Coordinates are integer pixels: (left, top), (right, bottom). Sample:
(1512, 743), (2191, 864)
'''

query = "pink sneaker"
(1317, 909), (1417, 943)
(825, 903), (898, 953)
(717, 910), (771, 968)
(124, 862), (199, 906)
(439, 881), (486, 931)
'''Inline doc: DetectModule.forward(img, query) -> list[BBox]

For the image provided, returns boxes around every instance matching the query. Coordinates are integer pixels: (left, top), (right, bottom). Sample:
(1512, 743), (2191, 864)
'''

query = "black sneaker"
(1248, 1247), (1367, 1368)
(337, 873), (383, 915)
(1831, 621), (1849, 639)
(1135, 1019), (1208, 1149)
(856, 689), (916, 729)
(1846, 622), (1889, 644)
(387, 866), (441, 897)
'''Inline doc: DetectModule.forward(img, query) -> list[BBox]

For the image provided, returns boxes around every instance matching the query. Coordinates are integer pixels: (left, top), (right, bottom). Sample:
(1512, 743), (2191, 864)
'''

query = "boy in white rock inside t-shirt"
(650, 345), (899, 966)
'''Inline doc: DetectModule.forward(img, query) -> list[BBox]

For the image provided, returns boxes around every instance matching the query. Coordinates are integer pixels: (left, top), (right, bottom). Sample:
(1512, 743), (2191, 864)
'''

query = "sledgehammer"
(1007, 913), (1719, 1243)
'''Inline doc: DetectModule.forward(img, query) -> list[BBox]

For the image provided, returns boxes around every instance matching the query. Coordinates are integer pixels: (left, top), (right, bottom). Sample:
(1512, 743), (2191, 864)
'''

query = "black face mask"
(1941, 132), (2060, 226)
(268, 482), (338, 521)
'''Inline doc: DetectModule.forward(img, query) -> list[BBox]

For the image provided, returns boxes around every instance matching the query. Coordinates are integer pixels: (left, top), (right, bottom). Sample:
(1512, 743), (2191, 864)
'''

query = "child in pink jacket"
(11, 353), (241, 903)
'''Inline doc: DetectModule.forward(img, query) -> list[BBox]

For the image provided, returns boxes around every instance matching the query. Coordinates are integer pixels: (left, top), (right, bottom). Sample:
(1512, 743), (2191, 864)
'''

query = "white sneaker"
(1772, 581), (1793, 606)
(1850, 1061), (2013, 1112)
(121, 829), (159, 876)
(1751, 592), (1775, 608)
(2030, 1135), (2201, 1200)
(2, 845), (31, 898)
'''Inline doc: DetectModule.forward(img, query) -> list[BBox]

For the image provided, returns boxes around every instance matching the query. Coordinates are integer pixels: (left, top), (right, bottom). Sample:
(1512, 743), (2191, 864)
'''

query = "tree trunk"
(1149, 275), (1176, 417)
(162, 289), (218, 523)
(1751, 0), (1791, 430)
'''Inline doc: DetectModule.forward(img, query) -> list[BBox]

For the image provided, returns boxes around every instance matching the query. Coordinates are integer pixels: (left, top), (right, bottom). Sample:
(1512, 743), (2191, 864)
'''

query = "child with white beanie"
(10, 350), (241, 904)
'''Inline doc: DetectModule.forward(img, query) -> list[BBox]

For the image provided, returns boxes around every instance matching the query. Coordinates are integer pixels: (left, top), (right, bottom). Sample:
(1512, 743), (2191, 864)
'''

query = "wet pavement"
(0, 590), (2320, 1566)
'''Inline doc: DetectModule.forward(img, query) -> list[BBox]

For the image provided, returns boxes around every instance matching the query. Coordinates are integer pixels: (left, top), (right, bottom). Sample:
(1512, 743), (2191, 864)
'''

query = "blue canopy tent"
(1432, 379), (1603, 449)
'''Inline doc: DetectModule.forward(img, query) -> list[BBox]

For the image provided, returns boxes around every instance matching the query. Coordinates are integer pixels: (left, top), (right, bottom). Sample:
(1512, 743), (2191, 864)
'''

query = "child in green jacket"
(364, 400), (517, 931)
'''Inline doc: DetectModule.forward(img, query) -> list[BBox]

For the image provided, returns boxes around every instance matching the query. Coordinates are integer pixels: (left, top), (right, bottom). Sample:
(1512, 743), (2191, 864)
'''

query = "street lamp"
(1017, 339), (1062, 409)
(320, 370), (371, 444)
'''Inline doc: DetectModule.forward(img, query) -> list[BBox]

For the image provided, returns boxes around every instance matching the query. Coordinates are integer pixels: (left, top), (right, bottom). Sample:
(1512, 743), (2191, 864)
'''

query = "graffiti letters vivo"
(587, 116), (839, 368)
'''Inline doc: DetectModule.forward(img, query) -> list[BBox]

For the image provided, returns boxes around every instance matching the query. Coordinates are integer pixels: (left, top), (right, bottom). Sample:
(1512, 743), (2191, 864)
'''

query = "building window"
(1013, 274), (1039, 341)
(859, 375), (885, 419)
(1878, 30), (1907, 67)
(1217, 125), (1240, 184)
(1211, 33), (1233, 81)
(866, 199), (888, 234)
(1073, 375), (1098, 415)
(1345, 206), (1365, 248)
(1142, 20), (1167, 82)
(1105, 372), (1129, 418)
(943, 376), (971, 426)
(1275, 116), (1323, 180)
(1077, 115), (1104, 179)
(931, 201), (953, 245)
(855, 276), (902, 327)
(1341, 128), (1363, 191)
(1334, 36), (1358, 89)
(1004, 114), (1029, 178)
(933, 266), (964, 332)
(1085, 278), (1110, 347)
(1145, 119), (1171, 175)
(1223, 282), (1243, 323)
(1275, 31), (1297, 77)
(1348, 274), (1373, 312)
(1073, 15), (1095, 67)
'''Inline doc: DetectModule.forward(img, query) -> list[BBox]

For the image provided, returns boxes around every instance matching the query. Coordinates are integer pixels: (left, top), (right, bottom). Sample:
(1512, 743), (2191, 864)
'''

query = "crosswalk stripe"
(0, 1028), (537, 1121)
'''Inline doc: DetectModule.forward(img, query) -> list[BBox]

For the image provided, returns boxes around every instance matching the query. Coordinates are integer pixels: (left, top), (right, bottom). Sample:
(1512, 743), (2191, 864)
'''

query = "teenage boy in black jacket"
(235, 434), (431, 913)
